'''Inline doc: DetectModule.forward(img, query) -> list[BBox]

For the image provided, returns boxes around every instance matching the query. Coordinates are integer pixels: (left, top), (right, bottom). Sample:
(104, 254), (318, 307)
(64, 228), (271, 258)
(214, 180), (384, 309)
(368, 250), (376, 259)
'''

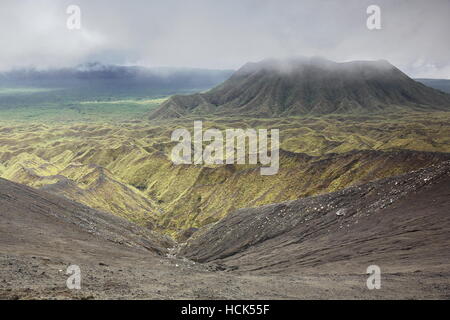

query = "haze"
(0, 0), (449, 78)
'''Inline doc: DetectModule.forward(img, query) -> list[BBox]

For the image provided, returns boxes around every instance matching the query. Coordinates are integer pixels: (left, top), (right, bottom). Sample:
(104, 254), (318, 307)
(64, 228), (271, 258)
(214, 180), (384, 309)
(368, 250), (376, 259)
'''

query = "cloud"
(0, 0), (448, 78)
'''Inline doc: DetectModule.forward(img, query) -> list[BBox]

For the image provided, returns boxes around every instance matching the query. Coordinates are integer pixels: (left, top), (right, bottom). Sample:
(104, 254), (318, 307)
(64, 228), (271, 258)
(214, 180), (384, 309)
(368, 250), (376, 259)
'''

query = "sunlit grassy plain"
(0, 87), (57, 95)
(0, 87), (166, 121)
(0, 86), (449, 238)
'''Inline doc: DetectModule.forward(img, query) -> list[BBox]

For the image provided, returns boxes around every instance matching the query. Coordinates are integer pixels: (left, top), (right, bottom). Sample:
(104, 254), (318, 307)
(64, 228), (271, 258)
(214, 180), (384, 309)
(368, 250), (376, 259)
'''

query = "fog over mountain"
(1, 1), (450, 302)
(149, 57), (450, 119)
(0, 63), (233, 91)
(0, 0), (449, 78)
(0, 64), (233, 107)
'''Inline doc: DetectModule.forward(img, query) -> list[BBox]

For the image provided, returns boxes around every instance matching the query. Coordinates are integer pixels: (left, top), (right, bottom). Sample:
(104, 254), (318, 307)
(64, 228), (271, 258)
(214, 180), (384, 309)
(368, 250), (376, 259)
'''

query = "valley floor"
(2, 252), (448, 299)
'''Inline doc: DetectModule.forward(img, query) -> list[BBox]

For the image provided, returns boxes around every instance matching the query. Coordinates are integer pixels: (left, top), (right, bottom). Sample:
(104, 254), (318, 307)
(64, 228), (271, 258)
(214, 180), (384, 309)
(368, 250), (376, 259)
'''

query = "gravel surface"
(1, 162), (449, 299)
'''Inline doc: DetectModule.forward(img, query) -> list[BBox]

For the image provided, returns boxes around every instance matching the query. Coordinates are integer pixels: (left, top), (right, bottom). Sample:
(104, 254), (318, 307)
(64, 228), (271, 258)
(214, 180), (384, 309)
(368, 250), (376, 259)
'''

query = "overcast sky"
(1, 0), (449, 78)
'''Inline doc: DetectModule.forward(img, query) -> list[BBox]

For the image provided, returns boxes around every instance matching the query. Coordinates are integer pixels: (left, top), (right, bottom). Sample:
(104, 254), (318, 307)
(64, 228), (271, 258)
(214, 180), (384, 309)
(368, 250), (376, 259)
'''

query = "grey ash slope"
(181, 161), (450, 275)
(0, 177), (173, 255)
(1, 168), (449, 299)
(150, 57), (450, 119)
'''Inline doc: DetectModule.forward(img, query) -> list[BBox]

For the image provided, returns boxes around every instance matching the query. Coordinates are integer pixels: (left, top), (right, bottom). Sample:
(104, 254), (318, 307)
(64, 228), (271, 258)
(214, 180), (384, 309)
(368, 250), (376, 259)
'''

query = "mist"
(0, 0), (449, 78)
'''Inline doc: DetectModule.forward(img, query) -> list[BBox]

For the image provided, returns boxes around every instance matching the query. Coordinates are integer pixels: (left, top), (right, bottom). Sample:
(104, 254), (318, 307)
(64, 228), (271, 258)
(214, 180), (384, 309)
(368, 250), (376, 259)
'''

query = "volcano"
(149, 57), (450, 119)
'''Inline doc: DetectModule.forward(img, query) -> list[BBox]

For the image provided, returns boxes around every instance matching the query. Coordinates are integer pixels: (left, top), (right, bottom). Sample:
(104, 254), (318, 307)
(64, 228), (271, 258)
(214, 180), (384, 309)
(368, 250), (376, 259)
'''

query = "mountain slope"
(1, 153), (161, 228)
(1, 115), (449, 237)
(0, 177), (173, 255)
(3, 175), (448, 299)
(153, 149), (450, 236)
(150, 58), (450, 119)
(181, 161), (450, 277)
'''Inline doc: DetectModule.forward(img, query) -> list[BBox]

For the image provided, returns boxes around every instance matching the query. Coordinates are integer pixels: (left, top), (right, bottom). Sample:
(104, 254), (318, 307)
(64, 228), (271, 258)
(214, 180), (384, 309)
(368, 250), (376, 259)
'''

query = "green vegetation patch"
(0, 97), (167, 122)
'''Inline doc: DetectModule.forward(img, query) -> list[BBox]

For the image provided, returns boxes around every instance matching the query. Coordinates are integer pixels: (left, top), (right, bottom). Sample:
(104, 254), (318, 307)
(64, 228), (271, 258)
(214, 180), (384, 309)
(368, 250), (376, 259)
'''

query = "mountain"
(416, 78), (450, 94)
(0, 64), (233, 108)
(0, 63), (233, 90)
(149, 57), (450, 119)
(181, 160), (450, 278)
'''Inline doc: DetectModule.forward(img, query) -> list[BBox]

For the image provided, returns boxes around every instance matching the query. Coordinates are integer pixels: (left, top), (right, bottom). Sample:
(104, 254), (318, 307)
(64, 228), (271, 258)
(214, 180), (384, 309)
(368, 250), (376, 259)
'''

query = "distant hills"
(149, 57), (450, 119)
(416, 78), (450, 94)
(3, 61), (448, 115)
(0, 63), (233, 91)
(0, 63), (233, 107)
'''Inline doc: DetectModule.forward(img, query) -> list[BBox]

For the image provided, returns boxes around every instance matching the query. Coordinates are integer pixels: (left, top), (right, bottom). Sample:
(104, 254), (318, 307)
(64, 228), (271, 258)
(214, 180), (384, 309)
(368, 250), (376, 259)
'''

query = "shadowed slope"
(0, 177), (173, 255)
(144, 149), (450, 236)
(3, 175), (448, 299)
(181, 161), (450, 276)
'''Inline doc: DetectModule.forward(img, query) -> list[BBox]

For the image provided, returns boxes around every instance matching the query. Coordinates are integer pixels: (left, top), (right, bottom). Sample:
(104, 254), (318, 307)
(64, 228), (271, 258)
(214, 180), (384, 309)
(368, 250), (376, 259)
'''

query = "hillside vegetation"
(150, 58), (450, 119)
(1, 112), (449, 238)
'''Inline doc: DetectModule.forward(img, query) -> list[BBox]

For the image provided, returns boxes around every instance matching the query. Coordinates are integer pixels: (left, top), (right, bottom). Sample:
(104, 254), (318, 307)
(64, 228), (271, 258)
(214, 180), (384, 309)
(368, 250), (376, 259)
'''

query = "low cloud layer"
(1, 0), (449, 78)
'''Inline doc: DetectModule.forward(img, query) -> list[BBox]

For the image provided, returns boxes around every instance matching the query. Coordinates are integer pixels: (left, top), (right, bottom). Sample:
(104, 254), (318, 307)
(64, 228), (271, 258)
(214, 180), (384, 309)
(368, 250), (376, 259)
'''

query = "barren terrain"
(0, 64), (449, 299)
(1, 161), (449, 299)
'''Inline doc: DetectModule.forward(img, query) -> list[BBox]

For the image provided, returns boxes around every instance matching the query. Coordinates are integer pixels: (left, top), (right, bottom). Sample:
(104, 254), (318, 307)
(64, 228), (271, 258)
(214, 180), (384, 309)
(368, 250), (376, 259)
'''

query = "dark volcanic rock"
(181, 161), (450, 275)
(0, 177), (174, 254)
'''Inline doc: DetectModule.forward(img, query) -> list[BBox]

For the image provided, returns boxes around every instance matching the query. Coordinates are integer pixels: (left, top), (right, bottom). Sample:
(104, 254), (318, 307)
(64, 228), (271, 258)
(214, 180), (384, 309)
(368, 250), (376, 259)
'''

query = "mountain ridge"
(181, 160), (450, 276)
(149, 57), (450, 119)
